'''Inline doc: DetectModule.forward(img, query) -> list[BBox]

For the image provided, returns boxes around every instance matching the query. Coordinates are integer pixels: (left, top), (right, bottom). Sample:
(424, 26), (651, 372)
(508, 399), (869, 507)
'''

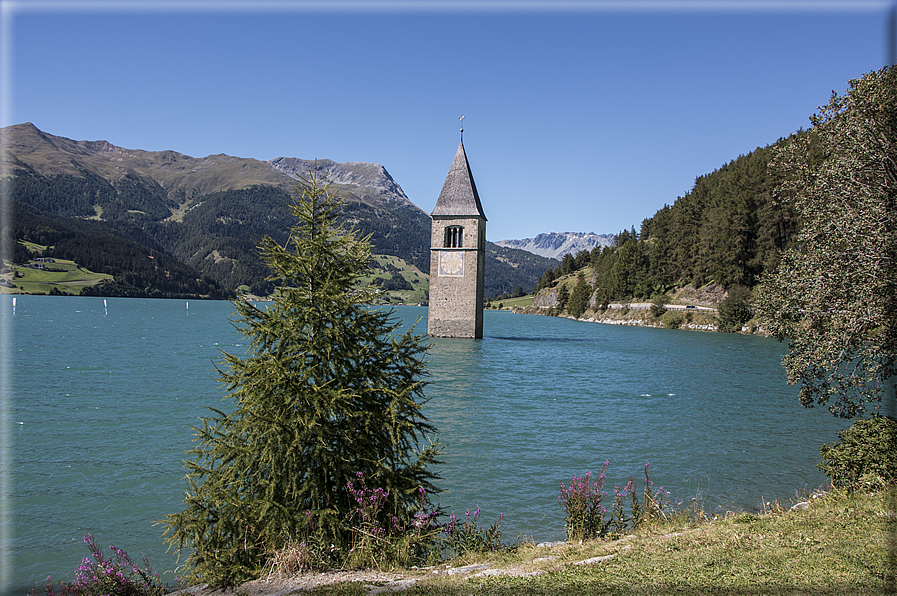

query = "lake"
(3, 296), (850, 594)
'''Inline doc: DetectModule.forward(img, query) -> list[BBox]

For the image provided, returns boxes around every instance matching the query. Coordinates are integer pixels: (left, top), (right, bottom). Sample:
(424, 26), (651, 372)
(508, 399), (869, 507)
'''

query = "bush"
(559, 464), (609, 542)
(818, 415), (897, 489)
(559, 462), (675, 542)
(663, 312), (684, 329)
(649, 293), (668, 318)
(31, 535), (165, 596)
(343, 473), (441, 569)
(718, 285), (752, 332)
(441, 508), (510, 557)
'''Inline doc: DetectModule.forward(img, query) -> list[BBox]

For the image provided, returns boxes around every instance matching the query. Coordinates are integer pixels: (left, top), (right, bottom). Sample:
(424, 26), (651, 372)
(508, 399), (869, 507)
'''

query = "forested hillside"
(10, 205), (230, 299)
(534, 132), (815, 307)
(9, 174), (552, 298)
(3, 124), (553, 298)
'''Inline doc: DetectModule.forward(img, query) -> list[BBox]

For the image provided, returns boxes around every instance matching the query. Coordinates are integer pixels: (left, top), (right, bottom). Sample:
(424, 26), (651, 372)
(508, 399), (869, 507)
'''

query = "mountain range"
(3, 123), (556, 299)
(494, 232), (615, 260)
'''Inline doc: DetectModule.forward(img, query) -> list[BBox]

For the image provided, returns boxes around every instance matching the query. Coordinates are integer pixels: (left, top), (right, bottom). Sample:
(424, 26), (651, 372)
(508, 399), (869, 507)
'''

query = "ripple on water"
(8, 299), (850, 590)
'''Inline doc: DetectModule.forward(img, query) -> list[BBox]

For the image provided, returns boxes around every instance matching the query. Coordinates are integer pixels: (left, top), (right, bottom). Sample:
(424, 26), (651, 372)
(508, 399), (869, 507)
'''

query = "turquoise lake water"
(3, 296), (852, 594)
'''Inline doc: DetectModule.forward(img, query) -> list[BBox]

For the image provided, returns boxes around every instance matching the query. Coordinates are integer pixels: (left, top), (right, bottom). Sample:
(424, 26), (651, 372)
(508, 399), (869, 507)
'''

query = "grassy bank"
(1, 257), (112, 295)
(303, 487), (895, 595)
(487, 294), (533, 310)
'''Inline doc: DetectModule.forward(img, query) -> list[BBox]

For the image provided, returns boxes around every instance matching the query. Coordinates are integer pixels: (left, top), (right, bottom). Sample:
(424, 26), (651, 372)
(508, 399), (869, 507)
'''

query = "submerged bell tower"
(428, 127), (487, 338)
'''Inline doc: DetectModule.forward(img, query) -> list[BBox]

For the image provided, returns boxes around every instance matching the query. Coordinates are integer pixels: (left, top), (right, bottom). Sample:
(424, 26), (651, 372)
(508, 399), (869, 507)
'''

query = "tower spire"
(427, 131), (487, 339)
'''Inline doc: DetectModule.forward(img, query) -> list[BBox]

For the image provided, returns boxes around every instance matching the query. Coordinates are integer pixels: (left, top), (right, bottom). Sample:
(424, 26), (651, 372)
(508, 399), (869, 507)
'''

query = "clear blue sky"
(1, 1), (891, 241)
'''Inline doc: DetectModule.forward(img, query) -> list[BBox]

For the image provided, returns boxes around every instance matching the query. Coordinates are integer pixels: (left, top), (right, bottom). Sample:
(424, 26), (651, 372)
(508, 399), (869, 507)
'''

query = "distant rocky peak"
(494, 231), (615, 260)
(268, 157), (414, 207)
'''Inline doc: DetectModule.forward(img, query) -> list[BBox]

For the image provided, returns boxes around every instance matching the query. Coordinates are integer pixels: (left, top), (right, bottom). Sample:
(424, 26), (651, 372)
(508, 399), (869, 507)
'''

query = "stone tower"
(428, 135), (487, 338)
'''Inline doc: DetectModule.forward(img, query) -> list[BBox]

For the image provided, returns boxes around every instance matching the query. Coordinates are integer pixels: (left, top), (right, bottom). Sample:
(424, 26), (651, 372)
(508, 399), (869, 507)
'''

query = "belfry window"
(444, 226), (463, 248)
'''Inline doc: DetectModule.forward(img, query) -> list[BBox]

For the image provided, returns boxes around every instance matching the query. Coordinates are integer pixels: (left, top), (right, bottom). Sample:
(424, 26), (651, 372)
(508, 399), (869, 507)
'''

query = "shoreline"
(509, 305), (725, 333)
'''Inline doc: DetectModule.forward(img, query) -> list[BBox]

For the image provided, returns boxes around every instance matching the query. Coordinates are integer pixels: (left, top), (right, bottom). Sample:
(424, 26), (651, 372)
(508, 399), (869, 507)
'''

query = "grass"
(1, 257), (112, 295)
(300, 487), (896, 595)
(488, 294), (534, 310)
(362, 255), (429, 305)
(3, 250), (427, 302)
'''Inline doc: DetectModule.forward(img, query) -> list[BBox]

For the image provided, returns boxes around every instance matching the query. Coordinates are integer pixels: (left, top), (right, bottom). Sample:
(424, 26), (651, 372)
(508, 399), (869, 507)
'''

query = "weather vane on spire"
(460, 115), (464, 140)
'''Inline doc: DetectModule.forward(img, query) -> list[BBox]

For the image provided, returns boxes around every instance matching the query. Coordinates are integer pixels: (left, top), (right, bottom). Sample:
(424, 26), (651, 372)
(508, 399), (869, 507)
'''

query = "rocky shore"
(510, 304), (722, 332)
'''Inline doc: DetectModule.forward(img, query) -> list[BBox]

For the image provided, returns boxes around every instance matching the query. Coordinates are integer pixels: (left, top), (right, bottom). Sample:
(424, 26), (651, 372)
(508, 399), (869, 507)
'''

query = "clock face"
(439, 251), (464, 276)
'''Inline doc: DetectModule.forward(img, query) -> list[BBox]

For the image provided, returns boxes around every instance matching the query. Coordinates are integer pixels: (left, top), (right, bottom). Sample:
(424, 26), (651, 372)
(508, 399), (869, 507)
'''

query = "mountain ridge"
(2, 123), (555, 298)
(495, 231), (616, 260)
(4, 122), (419, 211)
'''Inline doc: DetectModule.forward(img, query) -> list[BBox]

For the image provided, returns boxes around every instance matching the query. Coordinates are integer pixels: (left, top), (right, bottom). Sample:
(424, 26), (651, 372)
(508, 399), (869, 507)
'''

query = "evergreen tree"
(163, 172), (442, 585)
(567, 272), (592, 319)
(535, 267), (556, 292)
(560, 253), (575, 276)
(556, 284), (570, 312)
(717, 285), (752, 332)
(649, 292), (669, 318)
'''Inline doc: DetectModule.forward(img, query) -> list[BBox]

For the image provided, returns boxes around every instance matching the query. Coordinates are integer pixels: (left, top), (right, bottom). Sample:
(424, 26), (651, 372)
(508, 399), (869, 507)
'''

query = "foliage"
(441, 508), (510, 557)
(529, 133), (799, 309)
(818, 415), (897, 489)
(487, 285), (525, 302)
(556, 284), (569, 312)
(483, 243), (557, 298)
(559, 462), (674, 543)
(374, 271), (413, 291)
(755, 66), (897, 418)
(342, 473), (441, 569)
(10, 205), (230, 299)
(649, 293), (668, 318)
(558, 464), (609, 542)
(30, 535), (165, 596)
(663, 312), (684, 329)
(534, 266), (556, 293)
(9, 166), (553, 298)
(566, 272), (592, 319)
(162, 172), (442, 587)
(717, 285), (752, 332)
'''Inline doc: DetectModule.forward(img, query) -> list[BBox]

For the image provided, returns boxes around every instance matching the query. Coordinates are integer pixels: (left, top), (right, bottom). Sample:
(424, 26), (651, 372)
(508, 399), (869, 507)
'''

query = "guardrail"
(606, 303), (717, 312)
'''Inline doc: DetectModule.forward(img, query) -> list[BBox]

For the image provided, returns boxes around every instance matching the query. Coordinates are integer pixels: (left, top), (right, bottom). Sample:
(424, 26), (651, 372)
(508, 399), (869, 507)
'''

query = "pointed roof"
(431, 140), (487, 220)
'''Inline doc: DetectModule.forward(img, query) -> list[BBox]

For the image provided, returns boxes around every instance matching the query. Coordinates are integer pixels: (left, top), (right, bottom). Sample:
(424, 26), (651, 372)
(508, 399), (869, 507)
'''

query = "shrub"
(31, 535), (165, 596)
(664, 313), (684, 329)
(718, 285), (752, 332)
(343, 473), (440, 569)
(442, 508), (510, 556)
(649, 293), (668, 318)
(818, 415), (897, 489)
(560, 462), (675, 542)
(559, 463), (609, 542)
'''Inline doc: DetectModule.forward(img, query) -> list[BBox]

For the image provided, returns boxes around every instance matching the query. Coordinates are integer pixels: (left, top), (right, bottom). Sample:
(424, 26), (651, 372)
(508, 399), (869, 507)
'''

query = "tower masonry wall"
(428, 215), (486, 339)
(429, 216), (486, 250)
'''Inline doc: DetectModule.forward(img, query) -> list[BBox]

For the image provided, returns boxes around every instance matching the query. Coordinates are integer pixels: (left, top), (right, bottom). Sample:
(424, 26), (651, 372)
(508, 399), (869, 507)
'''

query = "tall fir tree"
(163, 171), (442, 586)
(567, 272), (592, 319)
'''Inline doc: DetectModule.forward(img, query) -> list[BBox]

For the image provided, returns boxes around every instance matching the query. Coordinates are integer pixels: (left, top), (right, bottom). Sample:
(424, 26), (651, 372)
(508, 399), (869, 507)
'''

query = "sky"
(0, 0), (892, 241)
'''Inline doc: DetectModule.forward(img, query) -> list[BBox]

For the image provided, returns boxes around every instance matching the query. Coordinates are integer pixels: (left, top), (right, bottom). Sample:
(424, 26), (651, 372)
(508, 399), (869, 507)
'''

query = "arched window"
(444, 226), (463, 248)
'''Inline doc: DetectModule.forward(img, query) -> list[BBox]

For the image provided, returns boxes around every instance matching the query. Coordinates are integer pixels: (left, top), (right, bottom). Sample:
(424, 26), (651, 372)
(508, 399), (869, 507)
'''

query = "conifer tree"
(163, 171), (442, 586)
(567, 272), (592, 319)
